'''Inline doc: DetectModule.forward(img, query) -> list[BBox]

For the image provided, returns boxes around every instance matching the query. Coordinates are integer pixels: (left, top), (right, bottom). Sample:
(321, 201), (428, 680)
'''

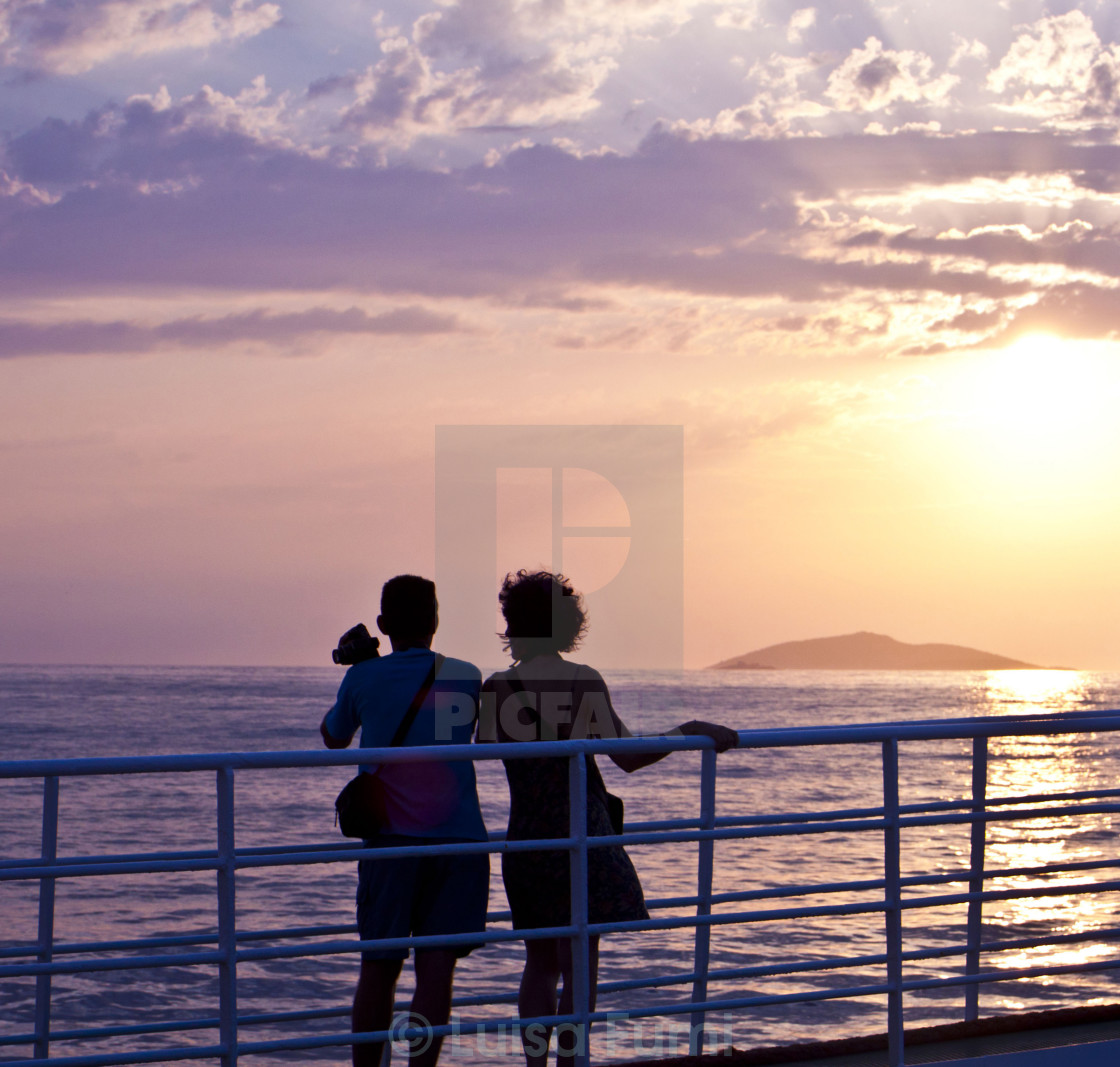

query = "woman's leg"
(555, 936), (600, 1062)
(519, 938), (562, 1067)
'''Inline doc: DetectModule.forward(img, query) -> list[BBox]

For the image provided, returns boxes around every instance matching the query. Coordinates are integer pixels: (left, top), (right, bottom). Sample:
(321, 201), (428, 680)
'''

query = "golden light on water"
(983, 669), (1089, 711)
(974, 670), (1118, 988)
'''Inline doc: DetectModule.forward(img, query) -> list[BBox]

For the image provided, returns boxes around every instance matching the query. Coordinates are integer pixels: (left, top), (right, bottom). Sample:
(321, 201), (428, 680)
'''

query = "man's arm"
(320, 715), (350, 749)
(321, 680), (357, 750)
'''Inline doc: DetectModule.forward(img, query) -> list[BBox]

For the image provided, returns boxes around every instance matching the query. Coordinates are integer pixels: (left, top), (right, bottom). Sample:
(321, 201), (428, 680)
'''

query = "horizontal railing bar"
(12, 915), (1118, 1022)
(0, 923), (365, 960)
(3, 820), (897, 882)
(710, 806), (886, 827)
(899, 924), (1120, 966)
(563, 979), (906, 1026)
(21, 942), (1120, 1059)
(24, 949), (1120, 1067)
(7, 1043), (227, 1067)
(230, 820), (891, 873)
(899, 801), (1120, 829)
(230, 959), (988, 1061)
(10, 852), (1120, 966)
(708, 788), (1120, 828)
(234, 899), (894, 967)
(0, 856), (224, 882)
(8, 851), (1117, 963)
(0, 735), (728, 779)
(0, 1017), (218, 1046)
(10, 796), (1120, 883)
(897, 786), (1120, 815)
(6, 861), (1117, 977)
(219, 974), (914, 1059)
(901, 856), (1120, 889)
(899, 954), (1120, 993)
(0, 1004), (372, 1048)
(0, 846), (219, 872)
(590, 952), (1120, 1028)
(4, 787), (1115, 872)
(901, 876), (1120, 912)
(0, 949), (221, 980)
(11, 871), (1118, 980)
(5, 710), (1120, 781)
(2, 785), (1115, 872)
(599, 951), (892, 995)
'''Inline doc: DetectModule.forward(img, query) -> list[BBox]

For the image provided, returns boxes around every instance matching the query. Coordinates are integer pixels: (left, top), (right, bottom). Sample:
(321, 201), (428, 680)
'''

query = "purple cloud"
(0, 305), (465, 358)
(5, 98), (1120, 345)
(0, 0), (281, 76)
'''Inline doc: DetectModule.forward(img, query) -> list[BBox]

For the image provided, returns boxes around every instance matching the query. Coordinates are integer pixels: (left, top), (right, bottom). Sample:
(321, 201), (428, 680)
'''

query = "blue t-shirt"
(324, 648), (487, 841)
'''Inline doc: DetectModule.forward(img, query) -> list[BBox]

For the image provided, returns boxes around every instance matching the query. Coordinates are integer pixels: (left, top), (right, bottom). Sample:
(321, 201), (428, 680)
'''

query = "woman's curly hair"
(498, 570), (588, 657)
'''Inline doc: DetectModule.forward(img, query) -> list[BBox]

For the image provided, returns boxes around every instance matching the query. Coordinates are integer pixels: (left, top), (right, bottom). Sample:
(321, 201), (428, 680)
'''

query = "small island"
(709, 631), (1043, 671)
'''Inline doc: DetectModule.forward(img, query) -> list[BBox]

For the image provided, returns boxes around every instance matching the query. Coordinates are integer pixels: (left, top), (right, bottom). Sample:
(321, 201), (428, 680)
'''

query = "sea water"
(2, 665), (1120, 1063)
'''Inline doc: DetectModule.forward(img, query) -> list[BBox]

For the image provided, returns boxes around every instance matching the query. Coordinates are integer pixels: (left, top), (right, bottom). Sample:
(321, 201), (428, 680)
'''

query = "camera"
(332, 623), (381, 665)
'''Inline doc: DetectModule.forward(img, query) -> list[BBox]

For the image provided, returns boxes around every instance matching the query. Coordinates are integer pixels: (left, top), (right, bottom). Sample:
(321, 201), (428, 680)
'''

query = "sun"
(947, 333), (1120, 483)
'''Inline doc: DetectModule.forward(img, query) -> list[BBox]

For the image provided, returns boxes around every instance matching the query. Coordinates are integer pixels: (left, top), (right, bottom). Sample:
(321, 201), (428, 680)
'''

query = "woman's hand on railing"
(678, 720), (740, 752)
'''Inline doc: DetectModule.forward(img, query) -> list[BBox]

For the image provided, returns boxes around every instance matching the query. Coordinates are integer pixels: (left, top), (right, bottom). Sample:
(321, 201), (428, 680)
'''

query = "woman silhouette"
(479, 570), (738, 1066)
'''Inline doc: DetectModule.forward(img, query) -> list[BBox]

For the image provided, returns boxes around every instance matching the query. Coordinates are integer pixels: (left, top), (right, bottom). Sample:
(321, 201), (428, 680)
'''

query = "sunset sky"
(3, 0), (1120, 670)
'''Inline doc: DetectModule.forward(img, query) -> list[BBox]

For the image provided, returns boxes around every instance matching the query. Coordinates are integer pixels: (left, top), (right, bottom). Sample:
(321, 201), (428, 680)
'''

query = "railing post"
(965, 735), (988, 1022)
(33, 775), (59, 1061)
(568, 751), (591, 1067)
(882, 740), (904, 1067)
(217, 765), (238, 1067)
(689, 747), (717, 1055)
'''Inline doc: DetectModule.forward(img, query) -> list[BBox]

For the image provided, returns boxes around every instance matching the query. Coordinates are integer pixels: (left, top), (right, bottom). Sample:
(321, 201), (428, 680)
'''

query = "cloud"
(948, 34), (989, 70)
(963, 284), (1120, 347)
(854, 220), (1120, 282)
(987, 10), (1120, 127)
(0, 0), (281, 76)
(0, 305), (466, 357)
(5, 94), (1120, 353)
(713, 1), (761, 32)
(332, 31), (607, 144)
(586, 245), (1030, 302)
(826, 37), (958, 112)
(315, 0), (721, 145)
(787, 7), (816, 46)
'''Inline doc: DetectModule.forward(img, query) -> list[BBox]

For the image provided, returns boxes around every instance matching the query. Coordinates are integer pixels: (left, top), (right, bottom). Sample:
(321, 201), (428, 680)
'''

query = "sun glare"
(947, 334), (1120, 484)
(982, 669), (1087, 711)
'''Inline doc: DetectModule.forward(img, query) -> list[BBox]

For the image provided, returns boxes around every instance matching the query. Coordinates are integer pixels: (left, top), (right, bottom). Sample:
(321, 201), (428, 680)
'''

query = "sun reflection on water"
(972, 671), (1120, 993)
(981, 669), (1090, 713)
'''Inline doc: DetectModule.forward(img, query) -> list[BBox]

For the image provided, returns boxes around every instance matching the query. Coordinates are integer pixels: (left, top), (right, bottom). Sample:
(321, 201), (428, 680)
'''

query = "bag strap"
(506, 665), (582, 737)
(507, 666), (538, 724)
(509, 665), (611, 800)
(388, 653), (444, 747)
(507, 664), (585, 730)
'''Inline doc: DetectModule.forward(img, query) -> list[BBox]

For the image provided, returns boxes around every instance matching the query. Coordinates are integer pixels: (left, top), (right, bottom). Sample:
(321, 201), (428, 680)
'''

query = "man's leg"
(353, 957), (403, 1067)
(409, 948), (458, 1067)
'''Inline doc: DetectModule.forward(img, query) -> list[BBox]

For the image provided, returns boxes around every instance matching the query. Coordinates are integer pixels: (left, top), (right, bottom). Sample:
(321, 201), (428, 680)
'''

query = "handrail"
(2, 711), (1120, 1067)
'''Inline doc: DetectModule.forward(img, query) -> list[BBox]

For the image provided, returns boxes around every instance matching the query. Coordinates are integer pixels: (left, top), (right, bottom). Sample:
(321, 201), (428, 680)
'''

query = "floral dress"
(480, 659), (649, 931)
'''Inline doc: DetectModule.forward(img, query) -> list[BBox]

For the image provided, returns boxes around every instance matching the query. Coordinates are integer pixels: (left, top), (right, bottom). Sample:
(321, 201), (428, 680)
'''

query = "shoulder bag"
(334, 654), (444, 839)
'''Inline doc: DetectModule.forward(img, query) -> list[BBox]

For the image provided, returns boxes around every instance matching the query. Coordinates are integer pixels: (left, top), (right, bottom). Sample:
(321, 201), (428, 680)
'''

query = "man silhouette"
(321, 575), (489, 1067)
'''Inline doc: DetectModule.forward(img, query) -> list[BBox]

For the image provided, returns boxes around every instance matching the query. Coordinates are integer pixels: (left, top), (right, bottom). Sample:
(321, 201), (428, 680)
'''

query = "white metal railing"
(3, 710), (1120, 1066)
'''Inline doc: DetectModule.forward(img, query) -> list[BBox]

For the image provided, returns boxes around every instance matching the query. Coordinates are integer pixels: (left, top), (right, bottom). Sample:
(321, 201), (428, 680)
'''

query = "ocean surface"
(3, 664), (1120, 1064)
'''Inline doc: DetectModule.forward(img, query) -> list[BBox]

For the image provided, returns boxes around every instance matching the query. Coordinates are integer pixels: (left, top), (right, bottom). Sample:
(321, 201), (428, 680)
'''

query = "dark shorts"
(357, 834), (490, 961)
